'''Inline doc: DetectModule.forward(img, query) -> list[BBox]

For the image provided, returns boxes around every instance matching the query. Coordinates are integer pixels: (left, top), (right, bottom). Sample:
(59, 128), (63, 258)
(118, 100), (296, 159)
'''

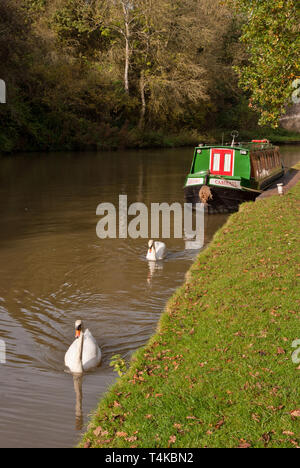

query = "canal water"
(0, 145), (299, 448)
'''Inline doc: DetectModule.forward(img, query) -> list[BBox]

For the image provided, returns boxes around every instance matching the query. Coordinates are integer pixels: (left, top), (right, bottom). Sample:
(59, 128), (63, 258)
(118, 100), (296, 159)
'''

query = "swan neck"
(148, 243), (157, 260)
(74, 333), (84, 374)
(78, 332), (84, 360)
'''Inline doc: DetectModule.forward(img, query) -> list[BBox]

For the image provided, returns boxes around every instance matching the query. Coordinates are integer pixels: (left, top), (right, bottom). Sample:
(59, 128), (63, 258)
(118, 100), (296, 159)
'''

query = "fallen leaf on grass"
(268, 405), (285, 412)
(116, 431), (128, 438)
(101, 438), (113, 445)
(93, 427), (103, 437)
(290, 410), (300, 419)
(283, 431), (294, 436)
(277, 347), (286, 355)
(174, 423), (182, 430)
(215, 419), (225, 430)
(252, 413), (260, 423)
(238, 439), (251, 448)
(168, 435), (176, 447)
(261, 433), (271, 445)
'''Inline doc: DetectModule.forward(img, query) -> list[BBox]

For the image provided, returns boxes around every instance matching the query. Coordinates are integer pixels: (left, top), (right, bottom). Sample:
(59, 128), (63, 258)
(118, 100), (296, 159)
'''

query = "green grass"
(210, 128), (300, 145)
(80, 183), (300, 449)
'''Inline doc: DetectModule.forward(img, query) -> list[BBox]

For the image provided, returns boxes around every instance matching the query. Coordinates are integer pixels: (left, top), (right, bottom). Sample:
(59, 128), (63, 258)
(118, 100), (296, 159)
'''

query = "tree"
(132, 0), (240, 130)
(0, 0), (263, 153)
(52, 0), (111, 58)
(228, 0), (300, 127)
(113, 0), (135, 95)
(0, 0), (32, 77)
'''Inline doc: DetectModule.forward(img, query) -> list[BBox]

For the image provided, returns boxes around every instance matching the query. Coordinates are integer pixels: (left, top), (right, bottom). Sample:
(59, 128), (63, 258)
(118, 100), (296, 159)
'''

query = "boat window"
(210, 149), (234, 176)
(250, 159), (256, 177)
(267, 152), (271, 168)
(224, 154), (232, 172)
(213, 154), (221, 172)
(257, 157), (261, 173)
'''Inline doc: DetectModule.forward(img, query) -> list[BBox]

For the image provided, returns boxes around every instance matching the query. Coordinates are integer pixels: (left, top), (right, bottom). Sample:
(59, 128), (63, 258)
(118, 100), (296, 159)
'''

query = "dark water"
(0, 145), (298, 448)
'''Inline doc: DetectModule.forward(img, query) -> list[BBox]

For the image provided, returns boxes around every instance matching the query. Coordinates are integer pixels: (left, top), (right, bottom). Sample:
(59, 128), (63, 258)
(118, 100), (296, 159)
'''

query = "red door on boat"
(210, 149), (234, 176)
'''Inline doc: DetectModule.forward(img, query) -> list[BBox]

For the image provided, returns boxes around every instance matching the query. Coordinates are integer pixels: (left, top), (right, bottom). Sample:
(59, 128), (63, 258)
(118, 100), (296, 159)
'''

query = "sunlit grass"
(80, 182), (300, 449)
(292, 162), (300, 170)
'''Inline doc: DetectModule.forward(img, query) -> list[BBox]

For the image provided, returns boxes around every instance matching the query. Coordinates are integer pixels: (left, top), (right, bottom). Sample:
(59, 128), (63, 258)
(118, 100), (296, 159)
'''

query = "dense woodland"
(0, 0), (299, 152)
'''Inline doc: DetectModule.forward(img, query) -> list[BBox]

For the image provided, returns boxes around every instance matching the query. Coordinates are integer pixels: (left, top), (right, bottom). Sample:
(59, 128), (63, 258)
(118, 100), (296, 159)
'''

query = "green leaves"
(229, 0), (300, 127)
(52, 0), (112, 55)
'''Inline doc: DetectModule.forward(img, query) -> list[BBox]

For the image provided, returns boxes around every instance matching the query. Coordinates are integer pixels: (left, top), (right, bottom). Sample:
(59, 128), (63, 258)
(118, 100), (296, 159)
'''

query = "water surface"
(0, 145), (298, 448)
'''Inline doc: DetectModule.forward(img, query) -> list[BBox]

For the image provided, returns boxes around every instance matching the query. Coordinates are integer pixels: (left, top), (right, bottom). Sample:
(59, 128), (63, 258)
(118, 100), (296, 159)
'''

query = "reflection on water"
(73, 375), (83, 431)
(0, 145), (298, 448)
(147, 260), (164, 287)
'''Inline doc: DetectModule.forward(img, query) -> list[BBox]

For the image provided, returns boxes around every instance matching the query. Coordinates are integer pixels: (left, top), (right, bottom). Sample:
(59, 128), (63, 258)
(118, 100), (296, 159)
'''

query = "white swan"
(146, 240), (167, 261)
(65, 320), (102, 374)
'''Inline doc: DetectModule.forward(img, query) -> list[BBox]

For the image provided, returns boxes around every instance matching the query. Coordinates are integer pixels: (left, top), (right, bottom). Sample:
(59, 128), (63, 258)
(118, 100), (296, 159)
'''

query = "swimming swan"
(65, 320), (102, 374)
(146, 240), (167, 261)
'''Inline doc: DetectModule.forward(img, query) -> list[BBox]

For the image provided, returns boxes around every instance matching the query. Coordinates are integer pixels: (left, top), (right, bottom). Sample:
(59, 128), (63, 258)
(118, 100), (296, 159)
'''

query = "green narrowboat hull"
(184, 140), (284, 211)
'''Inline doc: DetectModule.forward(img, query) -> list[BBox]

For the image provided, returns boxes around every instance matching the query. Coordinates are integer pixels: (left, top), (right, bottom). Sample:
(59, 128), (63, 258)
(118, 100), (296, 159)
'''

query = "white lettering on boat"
(186, 178), (204, 186)
(210, 178), (241, 189)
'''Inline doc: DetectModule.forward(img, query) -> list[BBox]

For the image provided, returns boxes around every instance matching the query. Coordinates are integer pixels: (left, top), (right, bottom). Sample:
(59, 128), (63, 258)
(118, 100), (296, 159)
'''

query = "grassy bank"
(293, 162), (300, 170)
(81, 182), (300, 449)
(210, 128), (300, 145)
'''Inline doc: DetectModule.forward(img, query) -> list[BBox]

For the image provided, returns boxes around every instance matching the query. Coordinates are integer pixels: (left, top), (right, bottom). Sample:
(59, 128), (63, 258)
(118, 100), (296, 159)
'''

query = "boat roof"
(196, 140), (277, 151)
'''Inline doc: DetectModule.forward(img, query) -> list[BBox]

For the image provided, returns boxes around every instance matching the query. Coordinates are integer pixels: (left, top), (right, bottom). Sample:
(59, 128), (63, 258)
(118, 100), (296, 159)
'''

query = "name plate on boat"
(210, 178), (241, 189)
(186, 178), (204, 186)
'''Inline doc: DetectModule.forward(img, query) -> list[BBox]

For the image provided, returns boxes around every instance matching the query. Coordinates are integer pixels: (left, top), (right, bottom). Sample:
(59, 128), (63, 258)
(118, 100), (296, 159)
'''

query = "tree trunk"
(124, 28), (130, 94)
(139, 70), (146, 130)
(122, 1), (130, 95)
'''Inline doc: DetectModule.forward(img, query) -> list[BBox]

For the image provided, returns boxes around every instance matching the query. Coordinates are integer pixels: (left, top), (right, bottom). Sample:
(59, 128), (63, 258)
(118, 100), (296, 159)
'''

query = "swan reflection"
(73, 374), (83, 431)
(147, 260), (164, 286)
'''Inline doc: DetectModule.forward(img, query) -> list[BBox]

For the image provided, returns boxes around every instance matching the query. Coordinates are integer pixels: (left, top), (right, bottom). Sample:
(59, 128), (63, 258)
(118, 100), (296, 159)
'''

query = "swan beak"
(75, 330), (81, 339)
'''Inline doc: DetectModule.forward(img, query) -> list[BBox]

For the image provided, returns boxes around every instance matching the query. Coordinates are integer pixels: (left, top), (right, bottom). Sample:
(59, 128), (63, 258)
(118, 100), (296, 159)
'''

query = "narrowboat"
(184, 137), (284, 212)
